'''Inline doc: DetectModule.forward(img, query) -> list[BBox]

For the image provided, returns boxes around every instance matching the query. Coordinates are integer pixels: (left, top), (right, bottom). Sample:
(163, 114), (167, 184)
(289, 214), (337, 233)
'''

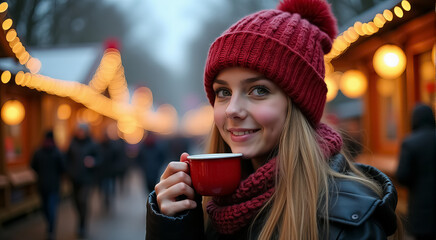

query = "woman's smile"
(228, 128), (260, 141)
(213, 67), (288, 162)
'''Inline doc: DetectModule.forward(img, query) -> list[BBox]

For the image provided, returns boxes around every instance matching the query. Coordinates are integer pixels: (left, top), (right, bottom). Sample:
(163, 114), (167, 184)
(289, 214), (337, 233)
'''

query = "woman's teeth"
(232, 130), (255, 136)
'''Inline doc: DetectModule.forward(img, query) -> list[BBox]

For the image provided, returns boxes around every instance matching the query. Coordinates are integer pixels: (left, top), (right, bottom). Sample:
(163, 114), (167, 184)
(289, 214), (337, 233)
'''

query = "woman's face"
(213, 67), (288, 163)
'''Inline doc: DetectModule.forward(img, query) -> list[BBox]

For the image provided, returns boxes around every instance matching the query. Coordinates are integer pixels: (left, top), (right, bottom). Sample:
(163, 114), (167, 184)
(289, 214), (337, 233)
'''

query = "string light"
(394, 6), (404, 18)
(2, 18), (12, 31)
(325, 0), (412, 63)
(0, 2), (8, 13)
(401, 0), (411, 11)
(0, 0), (414, 133)
(1, 71), (11, 84)
(383, 10), (394, 21)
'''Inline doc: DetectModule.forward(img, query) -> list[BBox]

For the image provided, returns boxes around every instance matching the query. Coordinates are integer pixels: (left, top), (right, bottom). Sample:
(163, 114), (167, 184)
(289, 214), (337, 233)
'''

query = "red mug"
(183, 153), (242, 196)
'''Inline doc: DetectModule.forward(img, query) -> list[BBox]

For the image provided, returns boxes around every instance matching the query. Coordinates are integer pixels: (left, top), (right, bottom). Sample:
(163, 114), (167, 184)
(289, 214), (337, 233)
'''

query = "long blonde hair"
(204, 98), (398, 239)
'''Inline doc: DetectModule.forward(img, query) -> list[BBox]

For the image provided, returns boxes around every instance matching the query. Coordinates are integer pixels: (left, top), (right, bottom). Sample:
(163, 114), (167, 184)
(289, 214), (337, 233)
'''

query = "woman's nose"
(225, 94), (247, 119)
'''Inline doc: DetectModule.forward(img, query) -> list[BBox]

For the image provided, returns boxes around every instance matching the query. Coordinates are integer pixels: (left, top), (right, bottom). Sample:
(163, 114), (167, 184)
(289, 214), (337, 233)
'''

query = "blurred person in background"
(96, 129), (121, 211)
(66, 123), (100, 238)
(396, 104), (436, 240)
(31, 130), (65, 240)
(137, 132), (168, 194)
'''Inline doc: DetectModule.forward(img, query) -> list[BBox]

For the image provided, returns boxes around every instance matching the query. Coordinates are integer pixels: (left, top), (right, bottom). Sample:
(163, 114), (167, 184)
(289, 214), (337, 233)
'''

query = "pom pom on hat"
(277, 0), (338, 41)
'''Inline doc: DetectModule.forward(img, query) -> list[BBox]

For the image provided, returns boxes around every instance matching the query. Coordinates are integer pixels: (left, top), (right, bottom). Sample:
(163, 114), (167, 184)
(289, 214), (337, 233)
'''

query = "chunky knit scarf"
(206, 123), (343, 234)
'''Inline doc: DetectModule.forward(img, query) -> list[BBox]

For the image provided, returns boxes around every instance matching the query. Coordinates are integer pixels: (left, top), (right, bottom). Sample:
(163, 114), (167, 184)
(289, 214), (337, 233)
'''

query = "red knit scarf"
(206, 123), (343, 234)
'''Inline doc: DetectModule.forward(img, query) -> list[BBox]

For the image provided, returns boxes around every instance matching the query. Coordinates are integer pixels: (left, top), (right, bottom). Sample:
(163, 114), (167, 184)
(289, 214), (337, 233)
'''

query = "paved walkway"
(0, 168), (148, 240)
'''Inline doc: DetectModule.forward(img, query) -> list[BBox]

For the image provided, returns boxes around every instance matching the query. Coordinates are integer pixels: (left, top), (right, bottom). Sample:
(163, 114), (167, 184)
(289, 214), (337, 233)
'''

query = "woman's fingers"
(180, 152), (189, 163)
(159, 198), (197, 216)
(154, 154), (197, 216)
(155, 171), (192, 196)
(160, 161), (189, 181)
(156, 181), (197, 216)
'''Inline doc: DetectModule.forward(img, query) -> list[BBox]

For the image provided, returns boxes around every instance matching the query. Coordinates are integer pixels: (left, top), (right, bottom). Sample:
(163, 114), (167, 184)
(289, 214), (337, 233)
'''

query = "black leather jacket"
(146, 154), (398, 239)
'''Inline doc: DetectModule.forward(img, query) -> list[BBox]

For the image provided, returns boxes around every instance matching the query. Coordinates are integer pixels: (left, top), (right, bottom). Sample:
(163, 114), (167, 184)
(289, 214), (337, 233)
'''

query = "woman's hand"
(155, 152), (197, 216)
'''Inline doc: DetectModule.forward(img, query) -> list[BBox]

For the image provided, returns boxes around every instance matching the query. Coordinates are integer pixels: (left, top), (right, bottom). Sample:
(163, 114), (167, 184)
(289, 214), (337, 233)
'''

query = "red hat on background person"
(203, 0), (338, 126)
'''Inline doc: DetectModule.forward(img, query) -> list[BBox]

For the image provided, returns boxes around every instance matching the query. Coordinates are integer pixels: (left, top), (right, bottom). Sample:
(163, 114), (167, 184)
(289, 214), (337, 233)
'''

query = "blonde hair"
(204, 98), (400, 239)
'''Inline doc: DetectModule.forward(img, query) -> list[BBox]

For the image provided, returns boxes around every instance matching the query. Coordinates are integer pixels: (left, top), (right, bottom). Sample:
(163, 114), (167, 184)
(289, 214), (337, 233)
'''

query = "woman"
(146, 0), (401, 239)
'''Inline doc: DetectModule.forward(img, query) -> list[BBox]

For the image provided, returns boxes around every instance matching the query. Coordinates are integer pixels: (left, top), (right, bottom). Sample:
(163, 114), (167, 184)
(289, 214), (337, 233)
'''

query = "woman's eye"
(251, 86), (269, 96)
(216, 88), (231, 98)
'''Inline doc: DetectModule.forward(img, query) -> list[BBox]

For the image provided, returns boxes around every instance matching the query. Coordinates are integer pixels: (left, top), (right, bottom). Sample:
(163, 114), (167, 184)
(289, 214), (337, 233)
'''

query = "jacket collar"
(324, 154), (398, 236)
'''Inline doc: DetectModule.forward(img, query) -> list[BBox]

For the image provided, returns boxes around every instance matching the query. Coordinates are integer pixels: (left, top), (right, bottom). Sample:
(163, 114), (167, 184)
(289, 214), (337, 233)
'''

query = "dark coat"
(137, 136), (168, 193)
(146, 154), (398, 239)
(66, 136), (100, 185)
(31, 144), (65, 194)
(396, 104), (436, 236)
(96, 139), (125, 181)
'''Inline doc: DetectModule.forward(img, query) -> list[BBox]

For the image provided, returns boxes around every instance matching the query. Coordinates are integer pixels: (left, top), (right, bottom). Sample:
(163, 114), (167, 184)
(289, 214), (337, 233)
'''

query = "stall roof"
(28, 44), (103, 83)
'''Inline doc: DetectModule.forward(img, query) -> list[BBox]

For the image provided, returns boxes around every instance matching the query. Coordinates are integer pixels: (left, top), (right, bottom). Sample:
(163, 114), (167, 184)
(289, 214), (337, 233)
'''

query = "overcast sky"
(104, 0), (226, 75)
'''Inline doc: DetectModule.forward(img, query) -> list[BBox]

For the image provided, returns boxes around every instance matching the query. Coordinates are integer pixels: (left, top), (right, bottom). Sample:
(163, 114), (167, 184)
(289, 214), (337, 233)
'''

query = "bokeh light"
(57, 104), (72, 120)
(1, 100), (25, 125)
(373, 44), (406, 79)
(340, 70), (368, 98)
(1, 71), (11, 84)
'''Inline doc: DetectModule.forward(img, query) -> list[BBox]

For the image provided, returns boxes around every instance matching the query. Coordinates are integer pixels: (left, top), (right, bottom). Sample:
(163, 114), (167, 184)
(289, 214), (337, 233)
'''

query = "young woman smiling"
(146, 0), (402, 239)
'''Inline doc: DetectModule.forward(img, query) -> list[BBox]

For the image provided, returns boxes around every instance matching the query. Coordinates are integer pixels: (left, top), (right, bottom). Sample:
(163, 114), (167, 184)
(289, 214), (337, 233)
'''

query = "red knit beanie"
(204, 0), (338, 126)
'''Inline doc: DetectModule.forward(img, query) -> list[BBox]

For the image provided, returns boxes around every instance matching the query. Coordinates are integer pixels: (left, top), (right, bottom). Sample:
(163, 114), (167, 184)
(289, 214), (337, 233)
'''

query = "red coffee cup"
(183, 153), (242, 196)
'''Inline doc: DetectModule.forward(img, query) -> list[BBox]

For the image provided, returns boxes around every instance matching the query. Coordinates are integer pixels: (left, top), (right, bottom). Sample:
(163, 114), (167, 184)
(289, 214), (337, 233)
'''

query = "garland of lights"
(0, 0), (414, 138)
(325, 0), (411, 62)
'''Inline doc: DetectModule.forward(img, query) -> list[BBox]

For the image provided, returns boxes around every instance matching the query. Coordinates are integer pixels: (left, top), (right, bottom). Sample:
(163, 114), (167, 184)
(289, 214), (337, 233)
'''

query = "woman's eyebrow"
(214, 76), (267, 85)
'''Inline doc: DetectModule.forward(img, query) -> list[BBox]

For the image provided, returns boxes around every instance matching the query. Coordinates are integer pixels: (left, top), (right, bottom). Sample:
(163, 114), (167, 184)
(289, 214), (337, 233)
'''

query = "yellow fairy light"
(374, 14), (386, 28)
(0, 2), (8, 13)
(347, 27), (359, 41)
(383, 10), (394, 21)
(338, 36), (350, 50)
(394, 6), (404, 18)
(367, 22), (379, 34)
(2, 19), (12, 31)
(12, 42), (24, 54)
(15, 71), (25, 85)
(342, 31), (353, 43)
(353, 22), (364, 36)
(9, 37), (20, 49)
(6, 29), (17, 42)
(18, 52), (30, 65)
(1, 71), (11, 84)
(401, 0), (411, 11)
(361, 23), (371, 35)
(21, 73), (31, 87)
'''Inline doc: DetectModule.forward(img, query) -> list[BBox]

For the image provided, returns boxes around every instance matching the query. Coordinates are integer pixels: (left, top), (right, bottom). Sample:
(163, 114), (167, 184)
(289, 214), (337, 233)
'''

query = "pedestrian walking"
(31, 131), (65, 240)
(146, 0), (402, 239)
(396, 104), (436, 240)
(137, 132), (167, 194)
(66, 124), (100, 238)
(96, 130), (121, 211)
